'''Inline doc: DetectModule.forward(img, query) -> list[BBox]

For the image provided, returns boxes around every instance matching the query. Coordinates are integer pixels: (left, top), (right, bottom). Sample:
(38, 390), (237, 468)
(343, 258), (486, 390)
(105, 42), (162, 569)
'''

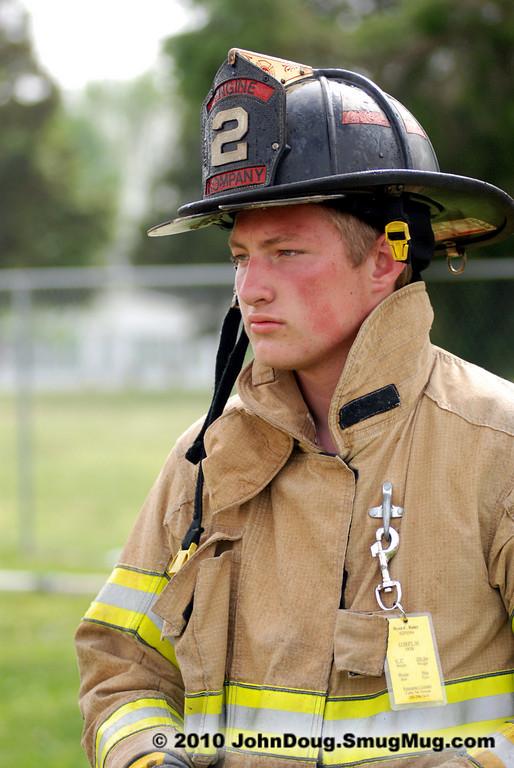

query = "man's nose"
(236, 256), (275, 306)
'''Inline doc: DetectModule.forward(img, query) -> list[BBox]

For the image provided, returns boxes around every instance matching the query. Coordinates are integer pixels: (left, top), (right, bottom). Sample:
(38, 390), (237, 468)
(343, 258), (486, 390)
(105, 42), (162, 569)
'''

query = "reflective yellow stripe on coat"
(184, 689), (225, 761)
(95, 698), (183, 768)
(181, 670), (514, 765)
(83, 565), (177, 665)
(321, 670), (512, 765)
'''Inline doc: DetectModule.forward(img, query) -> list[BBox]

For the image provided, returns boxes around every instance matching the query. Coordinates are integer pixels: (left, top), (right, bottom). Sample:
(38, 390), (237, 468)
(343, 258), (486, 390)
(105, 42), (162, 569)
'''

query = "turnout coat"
(76, 283), (514, 768)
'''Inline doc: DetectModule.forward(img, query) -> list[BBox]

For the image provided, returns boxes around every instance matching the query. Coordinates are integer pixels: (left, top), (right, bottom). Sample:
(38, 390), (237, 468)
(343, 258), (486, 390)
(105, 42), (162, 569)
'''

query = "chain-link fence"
(1, 259), (512, 390)
(0, 265), (235, 393)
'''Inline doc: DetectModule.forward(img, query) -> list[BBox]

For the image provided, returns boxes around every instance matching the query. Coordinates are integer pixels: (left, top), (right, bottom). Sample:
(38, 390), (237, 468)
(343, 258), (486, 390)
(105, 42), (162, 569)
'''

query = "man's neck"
(295, 358), (346, 453)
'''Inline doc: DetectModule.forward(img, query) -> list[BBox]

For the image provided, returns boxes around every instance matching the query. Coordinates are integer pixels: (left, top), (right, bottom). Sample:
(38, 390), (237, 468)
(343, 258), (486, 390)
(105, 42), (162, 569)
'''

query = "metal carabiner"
(371, 526), (401, 611)
(371, 525), (400, 563)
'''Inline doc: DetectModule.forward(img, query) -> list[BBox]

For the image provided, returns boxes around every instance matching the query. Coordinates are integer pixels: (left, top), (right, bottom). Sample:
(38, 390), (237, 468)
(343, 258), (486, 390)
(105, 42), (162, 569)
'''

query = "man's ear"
(367, 234), (407, 294)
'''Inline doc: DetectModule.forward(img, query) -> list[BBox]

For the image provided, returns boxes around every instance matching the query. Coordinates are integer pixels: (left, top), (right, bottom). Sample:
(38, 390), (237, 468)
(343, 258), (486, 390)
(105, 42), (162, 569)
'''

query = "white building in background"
(0, 288), (222, 391)
(79, 289), (217, 390)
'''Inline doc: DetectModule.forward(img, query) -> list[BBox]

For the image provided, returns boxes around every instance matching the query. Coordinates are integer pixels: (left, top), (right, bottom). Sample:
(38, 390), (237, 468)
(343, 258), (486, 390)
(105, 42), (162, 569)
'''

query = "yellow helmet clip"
(167, 542), (198, 578)
(385, 220), (411, 262)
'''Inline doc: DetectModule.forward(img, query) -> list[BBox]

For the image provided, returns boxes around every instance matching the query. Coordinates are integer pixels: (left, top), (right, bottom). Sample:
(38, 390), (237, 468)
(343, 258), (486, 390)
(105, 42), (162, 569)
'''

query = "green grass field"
(1, 592), (91, 767)
(0, 390), (210, 768)
(0, 390), (210, 571)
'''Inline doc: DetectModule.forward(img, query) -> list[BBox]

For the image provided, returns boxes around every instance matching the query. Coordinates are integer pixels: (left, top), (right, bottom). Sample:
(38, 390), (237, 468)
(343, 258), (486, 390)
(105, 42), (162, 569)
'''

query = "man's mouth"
(247, 314), (284, 333)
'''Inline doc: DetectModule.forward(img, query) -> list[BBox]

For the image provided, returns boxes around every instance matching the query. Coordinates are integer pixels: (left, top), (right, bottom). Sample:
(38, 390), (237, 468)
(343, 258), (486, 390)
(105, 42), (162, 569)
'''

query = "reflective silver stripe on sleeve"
(95, 582), (153, 614)
(97, 705), (173, 765)
(185, 712), (226, 736)
(96, 700), (183, 768)
(94, 582), (165, 631)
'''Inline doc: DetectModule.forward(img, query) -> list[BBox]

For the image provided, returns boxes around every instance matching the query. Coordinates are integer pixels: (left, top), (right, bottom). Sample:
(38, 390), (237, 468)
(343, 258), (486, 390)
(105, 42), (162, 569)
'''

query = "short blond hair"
(323, 207), (412, 289)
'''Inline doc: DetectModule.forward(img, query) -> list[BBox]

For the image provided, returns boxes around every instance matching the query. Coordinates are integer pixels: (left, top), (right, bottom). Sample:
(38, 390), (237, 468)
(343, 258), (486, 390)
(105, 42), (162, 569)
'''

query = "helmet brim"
(148, 169), (514, 253)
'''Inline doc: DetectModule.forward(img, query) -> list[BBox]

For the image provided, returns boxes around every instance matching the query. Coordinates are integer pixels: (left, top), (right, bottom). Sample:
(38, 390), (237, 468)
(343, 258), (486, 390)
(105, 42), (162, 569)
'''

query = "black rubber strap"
(182, 304), (249, 550)
(182, 463), (205, 549)
(186, 303), (248, 465)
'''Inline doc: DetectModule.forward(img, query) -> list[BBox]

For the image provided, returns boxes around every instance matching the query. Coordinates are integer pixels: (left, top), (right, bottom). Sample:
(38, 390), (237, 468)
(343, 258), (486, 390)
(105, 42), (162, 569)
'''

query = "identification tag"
(385, 612), (446, 710)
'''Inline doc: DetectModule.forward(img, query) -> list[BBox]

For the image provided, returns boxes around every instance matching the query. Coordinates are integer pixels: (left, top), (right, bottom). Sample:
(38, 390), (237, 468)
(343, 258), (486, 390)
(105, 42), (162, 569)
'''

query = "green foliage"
(427, 278), (514, 375)
(0, 0), (118, 268)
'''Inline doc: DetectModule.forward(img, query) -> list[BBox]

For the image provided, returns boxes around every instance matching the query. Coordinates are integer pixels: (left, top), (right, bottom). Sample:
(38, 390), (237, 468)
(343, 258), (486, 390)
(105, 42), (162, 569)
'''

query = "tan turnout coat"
(76, 283), (514, 768)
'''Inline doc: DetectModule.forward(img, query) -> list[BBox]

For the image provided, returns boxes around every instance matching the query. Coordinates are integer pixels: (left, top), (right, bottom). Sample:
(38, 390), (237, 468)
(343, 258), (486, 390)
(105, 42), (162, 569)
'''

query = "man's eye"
(278, 249), (301, 257)
(230, 253), (248, 266)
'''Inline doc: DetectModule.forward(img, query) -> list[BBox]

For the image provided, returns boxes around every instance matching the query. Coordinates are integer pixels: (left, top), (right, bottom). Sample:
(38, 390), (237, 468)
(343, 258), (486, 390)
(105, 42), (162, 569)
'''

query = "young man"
(76, 50), (514, 768)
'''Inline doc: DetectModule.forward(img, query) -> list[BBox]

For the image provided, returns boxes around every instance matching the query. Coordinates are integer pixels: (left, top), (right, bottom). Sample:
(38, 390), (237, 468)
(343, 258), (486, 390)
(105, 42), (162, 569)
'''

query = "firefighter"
(76, 49), (514, 768)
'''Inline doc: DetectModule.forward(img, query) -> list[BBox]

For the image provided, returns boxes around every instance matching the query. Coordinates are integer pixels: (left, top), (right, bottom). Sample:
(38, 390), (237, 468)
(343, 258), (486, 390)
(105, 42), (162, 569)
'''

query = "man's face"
(230, 204), (377, 377)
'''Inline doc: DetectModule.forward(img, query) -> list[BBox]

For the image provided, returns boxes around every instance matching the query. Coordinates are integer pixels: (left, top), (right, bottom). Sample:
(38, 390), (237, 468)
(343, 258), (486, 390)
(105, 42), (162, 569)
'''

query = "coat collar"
(203, 283), (434, 511)
(237, 282), (435, 461)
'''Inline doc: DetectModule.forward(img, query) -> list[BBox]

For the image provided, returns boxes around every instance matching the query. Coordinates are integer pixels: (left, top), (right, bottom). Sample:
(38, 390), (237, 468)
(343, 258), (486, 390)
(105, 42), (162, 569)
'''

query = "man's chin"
(250, 337), (314, 372)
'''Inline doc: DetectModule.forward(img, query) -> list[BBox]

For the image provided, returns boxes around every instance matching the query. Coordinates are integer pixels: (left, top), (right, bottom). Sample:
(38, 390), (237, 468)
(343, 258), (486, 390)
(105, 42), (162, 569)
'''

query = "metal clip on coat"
(368, 480), (403, 542)
(371, 526), (404, 612)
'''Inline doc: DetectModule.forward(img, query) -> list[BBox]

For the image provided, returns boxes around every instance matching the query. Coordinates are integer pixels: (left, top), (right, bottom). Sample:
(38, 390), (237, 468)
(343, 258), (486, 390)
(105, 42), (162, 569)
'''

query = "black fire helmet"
(149, 48), (514, 262)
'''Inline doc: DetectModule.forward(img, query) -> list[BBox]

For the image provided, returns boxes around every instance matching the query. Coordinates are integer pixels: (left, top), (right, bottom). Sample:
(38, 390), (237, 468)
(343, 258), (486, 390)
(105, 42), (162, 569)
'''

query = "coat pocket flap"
(154, 576), (195, 637)
(334, 610), (388, 676)
(154, 531), (242, 636)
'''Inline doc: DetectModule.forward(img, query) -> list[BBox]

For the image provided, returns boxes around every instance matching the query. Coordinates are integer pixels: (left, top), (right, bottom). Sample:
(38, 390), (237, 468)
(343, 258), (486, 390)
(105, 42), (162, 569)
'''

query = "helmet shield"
(202, 52), (288, 198)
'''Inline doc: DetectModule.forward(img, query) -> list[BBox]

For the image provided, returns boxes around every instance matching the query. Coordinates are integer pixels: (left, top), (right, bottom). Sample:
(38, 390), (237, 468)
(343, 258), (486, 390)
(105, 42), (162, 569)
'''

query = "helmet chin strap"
(176, 298), (248, 558)
(186, 295), (248, 466)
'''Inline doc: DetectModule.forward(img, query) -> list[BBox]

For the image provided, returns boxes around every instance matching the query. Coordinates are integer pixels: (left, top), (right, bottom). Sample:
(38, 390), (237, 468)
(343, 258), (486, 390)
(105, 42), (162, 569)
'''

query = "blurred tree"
(73, 75), (172, 268)
(0, 0), (118, 268)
